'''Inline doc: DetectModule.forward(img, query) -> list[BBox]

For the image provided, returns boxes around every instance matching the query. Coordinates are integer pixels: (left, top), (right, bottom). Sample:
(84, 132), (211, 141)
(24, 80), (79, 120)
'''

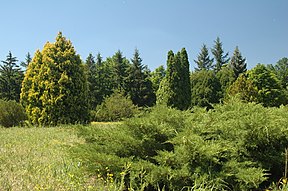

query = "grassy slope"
(0, 127), (88, 191)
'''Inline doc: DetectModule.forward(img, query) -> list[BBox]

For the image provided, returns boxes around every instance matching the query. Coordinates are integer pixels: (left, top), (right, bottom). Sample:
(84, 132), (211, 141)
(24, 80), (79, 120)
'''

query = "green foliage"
(268, 57), (288, 88)
(157, 49), (191, 110)
(0, 100), (27, 127)
(191, 70), (221, 108)
(227, 73), (257, 103)
(0, 51), (23, 102)
(150, 65), (166, 92)
(248, 64), (287, 107)
(228, 64), (288, 107)
(194, 44), (214, 71)
(125, 49), (156, 107)
(230, 46), (247, 77)
(216, 66), (236, 98)
(107, 50), (130, 91)
(73, 100), (288, 190)
(20, 52), (32, 69)
(179, 48), (192, 109)
(212, 37), (230, 72)
(93, 90), (139, 122)
(20, 32), (89, 126)
(85, 53), (98, 109)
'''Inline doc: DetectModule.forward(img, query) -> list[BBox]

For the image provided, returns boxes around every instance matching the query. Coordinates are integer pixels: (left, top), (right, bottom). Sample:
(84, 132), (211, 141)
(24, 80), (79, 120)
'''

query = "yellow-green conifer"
(20, 32), (89, 126)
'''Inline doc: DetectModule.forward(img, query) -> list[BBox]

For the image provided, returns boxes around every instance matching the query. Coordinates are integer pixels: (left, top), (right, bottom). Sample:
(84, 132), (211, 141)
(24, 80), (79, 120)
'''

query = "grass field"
(0, 127), (90, 191)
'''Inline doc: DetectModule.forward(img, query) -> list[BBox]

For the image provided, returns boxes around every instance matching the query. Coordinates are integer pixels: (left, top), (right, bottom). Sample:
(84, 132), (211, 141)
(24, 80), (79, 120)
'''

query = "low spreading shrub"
(0, 100), (27, 127)
(73, 100), (288, 190)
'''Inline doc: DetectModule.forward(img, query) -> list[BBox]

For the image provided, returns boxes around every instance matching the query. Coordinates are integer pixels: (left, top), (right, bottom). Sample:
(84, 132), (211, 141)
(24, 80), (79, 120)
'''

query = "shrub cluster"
(92, 91), (139, 122)
(73, 100), (288, 190)
(0, 100), (27, 127)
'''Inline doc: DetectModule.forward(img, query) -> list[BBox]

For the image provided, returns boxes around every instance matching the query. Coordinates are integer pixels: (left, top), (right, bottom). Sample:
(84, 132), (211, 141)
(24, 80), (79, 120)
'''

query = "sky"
(0, 0), (287, 70)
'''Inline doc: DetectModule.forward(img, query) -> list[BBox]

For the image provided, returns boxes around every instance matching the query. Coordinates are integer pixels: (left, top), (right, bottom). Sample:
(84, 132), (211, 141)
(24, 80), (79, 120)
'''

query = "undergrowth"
(72, 100), (288, 190)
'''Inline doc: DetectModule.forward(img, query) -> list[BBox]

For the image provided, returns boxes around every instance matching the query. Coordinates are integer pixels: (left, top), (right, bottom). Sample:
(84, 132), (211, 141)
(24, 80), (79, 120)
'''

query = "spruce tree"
(20, 32), (89, 126)
(194, 44), (214, 71)
(125, 49), (155, 107)
(94, 53), (115, 105)
(110, 50), (129, 90)
(20, 52), (32, 69)
(212, 37), (230, 72)
(230, 46), (247, 78)
(85, 53), (98, 109)
(0, 51), (23, 102)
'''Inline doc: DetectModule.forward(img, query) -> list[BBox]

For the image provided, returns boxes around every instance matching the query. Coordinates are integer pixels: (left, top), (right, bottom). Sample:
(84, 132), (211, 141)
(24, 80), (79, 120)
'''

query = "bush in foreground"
(0, 100), (27, 127)
(73, 100), (288, 190)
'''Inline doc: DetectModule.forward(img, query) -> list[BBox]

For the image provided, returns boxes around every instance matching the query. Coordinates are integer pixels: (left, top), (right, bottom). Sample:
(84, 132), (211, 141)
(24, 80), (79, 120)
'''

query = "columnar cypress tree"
(230, 46), (247, 78)
(179, 48), (191, 109)
(212, 37), (230, 72)
(20, 32), (89, 126)
(125, 49), (155, 107)
(157, 51), (175, 106)
(194, 44), (214, 71)
(157, 49), (191, 110)
(0, 51), (23, 102)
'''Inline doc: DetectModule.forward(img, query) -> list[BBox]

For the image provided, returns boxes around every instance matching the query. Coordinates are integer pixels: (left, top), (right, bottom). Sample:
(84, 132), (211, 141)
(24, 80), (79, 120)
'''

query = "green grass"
(0, 126), (91, 190)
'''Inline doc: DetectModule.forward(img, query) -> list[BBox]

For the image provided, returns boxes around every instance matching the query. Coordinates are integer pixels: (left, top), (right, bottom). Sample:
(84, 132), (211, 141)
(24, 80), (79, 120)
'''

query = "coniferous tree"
(191, 70), (221, 109)
(94, 53), (115, 105)
(125, 49), (155, 107)
(85, 53), (98, 109)
(212, 37), (230, 72)
(157, 50), (175, 106)
(0, 51), (23, 102)
(230, 46), (247, 78)
(20, 32), (89, 125)
(179, 48), (191, 109)
(110, 50), (130, 90)
(194, 44), (214, 71)
(20, 52), (32, 69)
(157, 49), (191, 110)
(268, 57), (288, 88)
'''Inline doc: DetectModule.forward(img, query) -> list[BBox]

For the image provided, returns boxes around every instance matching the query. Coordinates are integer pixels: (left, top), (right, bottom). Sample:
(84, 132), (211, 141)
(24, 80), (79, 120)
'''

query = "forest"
(0, 32), (288, 190)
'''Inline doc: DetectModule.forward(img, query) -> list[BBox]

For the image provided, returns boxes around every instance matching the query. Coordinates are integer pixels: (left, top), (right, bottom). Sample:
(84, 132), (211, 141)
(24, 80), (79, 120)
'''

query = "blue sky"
(0, 0), (287, 70)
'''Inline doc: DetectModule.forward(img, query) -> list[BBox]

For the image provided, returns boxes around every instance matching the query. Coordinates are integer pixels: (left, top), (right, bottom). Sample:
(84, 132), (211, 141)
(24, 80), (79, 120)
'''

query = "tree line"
(0, 32), (287, 125)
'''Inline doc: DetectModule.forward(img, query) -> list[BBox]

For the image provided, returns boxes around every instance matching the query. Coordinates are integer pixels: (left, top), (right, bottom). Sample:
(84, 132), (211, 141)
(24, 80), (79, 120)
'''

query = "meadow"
(0, 127), (90, 190)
